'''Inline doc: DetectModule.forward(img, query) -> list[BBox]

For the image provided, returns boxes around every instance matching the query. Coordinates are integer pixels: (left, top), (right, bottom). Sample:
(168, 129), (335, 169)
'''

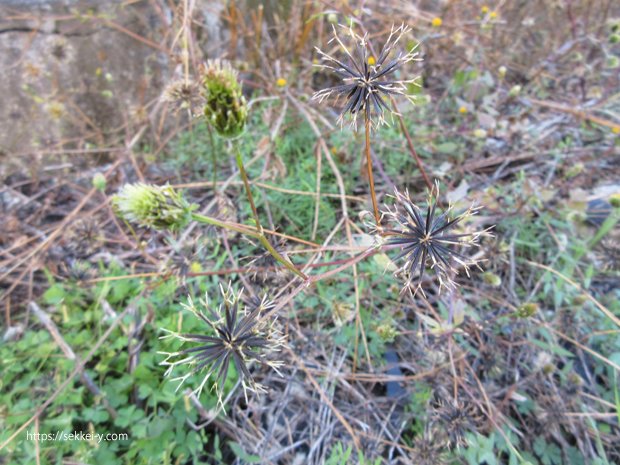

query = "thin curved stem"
(191, 213), (259, 238)
(390, 97), (433, 190)
(207, 124), (217, 189)
(235, 147), (263, 234)
(233, 144), (307, 280)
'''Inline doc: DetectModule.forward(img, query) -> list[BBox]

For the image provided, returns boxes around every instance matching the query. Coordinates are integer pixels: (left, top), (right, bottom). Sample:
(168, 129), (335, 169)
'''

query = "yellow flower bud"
(431, 17), (443, 27)
(189, 262), (203, 274)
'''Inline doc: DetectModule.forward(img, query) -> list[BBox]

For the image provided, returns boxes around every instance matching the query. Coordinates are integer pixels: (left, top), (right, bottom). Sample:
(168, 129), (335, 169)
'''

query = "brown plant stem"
(364, 114), (380, 225)
(390, 97), (433, 191)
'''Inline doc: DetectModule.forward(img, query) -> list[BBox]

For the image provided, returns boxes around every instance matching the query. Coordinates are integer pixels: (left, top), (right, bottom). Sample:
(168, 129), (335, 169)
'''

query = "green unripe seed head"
(201, 60), (248, 138)
(112, 183), (193, 231)
(92, 173), (107, 191)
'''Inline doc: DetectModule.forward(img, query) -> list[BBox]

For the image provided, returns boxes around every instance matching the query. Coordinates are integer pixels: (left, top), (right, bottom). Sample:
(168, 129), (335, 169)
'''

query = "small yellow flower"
(459, 106), (467, 114)
(431, 17), (443, 27)
(276, 77), (287, 87)
(481, 6), (489, 14)
(612, 126), (620, 134)
(489, 11), (498, 19)
(367, 56), (376, 66)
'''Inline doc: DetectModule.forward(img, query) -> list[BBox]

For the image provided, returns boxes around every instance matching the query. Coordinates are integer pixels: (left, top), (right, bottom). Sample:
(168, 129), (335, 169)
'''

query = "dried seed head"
(63, 218), (105, 258)
(245, 237), (289, 284)
(163, 79), (203, 115)
(409, 427), (450, 465)
(47, 36), (74, 63)
(201, 60), (248, 138)
(62, 259), (96, 282)
(312, 23), (421, 130)
(159, 283), (284, 408)
(432, 399), (477, 449)
(112, 183), (193, 231)
(382, 183), (491, 295)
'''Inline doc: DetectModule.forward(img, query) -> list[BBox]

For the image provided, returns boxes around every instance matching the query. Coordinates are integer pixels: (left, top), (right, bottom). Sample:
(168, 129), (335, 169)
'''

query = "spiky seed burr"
(312, 23), (421, 129)
(159, 283), (284, 407)
(382, 184), (489, 295)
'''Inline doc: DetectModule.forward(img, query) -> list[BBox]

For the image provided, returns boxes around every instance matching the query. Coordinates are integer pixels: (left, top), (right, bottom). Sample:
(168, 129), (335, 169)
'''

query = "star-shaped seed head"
(159, 283), (284, 409)
(312, 23), (421, 129)
(382, 184), (490, 295)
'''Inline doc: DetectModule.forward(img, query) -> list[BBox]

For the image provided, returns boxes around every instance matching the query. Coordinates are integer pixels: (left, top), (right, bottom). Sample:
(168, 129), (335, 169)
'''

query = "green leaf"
(229, 441), (262, 463)
(435, 141), (458, 154)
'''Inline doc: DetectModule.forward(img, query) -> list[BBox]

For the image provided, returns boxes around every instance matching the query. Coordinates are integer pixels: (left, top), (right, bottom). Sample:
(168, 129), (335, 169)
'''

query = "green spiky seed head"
(482, 272), (502, 287)
(605, 56), (619, 69)
(609, 193), (620, 208)
(572, 294), (588, 305)
(112, 183), (193, 231)
(92, 173), (106, 191)
(516, 302), (538, 318)
(201, 60), (247, 138)
(376, 322), (398, 343)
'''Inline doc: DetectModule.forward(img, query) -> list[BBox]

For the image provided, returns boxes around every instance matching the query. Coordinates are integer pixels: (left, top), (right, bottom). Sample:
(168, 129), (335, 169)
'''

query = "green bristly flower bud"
(515, 302), (538, 319)
(112, 183), (193, 231)
(92, 172), (107, 192)
(201, 60), (247, 138)
(376, 322), (398, 343)
(482, 272), (502, 287)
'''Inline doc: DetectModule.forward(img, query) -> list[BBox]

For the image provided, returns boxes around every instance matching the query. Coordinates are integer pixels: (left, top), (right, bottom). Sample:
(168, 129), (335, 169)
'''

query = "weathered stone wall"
(0, 0), (244, 174)
(0, 0), (172, 171)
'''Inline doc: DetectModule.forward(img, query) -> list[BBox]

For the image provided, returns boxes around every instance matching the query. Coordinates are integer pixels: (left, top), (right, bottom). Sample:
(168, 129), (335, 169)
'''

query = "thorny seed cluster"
(159, 284), (284, 408)
(381, 185), (490, 296)
(312, 23), (421, 129)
